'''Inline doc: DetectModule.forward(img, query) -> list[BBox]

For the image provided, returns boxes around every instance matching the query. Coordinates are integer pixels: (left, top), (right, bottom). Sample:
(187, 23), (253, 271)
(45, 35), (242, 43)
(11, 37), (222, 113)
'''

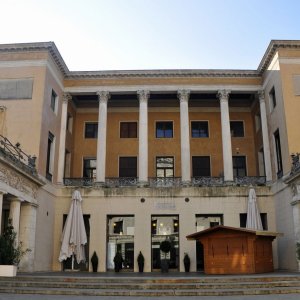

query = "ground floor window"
(151, 215), (179, 271)
(240, 213), (268, 230)
(107, 215), (135, 271)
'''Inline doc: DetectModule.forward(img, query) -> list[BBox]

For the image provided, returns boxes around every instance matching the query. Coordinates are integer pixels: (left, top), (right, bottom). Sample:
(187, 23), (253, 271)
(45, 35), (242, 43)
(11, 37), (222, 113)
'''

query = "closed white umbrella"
(246, 188), (263, 230)
(58, 190), (87, 269)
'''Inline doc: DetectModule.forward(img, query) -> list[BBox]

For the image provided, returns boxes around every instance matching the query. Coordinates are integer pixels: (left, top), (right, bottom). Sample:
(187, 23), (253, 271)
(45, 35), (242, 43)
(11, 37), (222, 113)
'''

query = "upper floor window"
(156, 121), (173, 138)
(67, 113), (73, 133)
(119, 157), (137, 177)
(191, 121), (209, 138)
(233, 156), (247, 177)
(50, 89), (57, 112)
(192, 156), (211, 177)
(240, 213), (268, 230)
(120, 122), (137, 138)
(230, 121), (244, 137)
(274, 129), (283, 178)
(156, 157), (174, 177)
(83, 158), (96, 179)
(46, 132), (55, 181)
(85, 122), (98, 138)
(269, 87), (277, 110)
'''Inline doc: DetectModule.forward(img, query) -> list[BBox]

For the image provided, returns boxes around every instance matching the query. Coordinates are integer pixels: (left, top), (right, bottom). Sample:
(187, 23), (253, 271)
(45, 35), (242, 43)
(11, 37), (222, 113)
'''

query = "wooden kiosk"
(187, 225), (279, 274)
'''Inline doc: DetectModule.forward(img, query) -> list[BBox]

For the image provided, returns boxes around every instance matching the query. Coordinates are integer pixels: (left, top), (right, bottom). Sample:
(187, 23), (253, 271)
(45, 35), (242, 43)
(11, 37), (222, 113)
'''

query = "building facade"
(0, 40), (300, 272)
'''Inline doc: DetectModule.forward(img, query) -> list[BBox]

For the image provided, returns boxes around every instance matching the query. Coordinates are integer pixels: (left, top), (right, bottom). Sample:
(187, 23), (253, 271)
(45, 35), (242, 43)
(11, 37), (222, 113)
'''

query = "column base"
(138, 181), (149, 188)
(181, 180), (191, 187)
(93, 181), (106, 187)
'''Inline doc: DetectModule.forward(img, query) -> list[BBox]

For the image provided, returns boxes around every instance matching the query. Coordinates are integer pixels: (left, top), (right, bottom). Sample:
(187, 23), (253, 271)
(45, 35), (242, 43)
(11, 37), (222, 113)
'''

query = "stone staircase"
(0, 273), (300, 296)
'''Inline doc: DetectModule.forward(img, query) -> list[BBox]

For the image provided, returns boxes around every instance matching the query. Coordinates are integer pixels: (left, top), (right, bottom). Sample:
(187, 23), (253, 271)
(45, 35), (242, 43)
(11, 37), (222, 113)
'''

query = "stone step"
(0, 274), (299, 296)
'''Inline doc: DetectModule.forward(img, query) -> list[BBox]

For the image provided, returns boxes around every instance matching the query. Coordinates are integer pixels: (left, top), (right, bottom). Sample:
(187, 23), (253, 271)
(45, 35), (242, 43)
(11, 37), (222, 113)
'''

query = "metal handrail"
(0, 134), (36, 174)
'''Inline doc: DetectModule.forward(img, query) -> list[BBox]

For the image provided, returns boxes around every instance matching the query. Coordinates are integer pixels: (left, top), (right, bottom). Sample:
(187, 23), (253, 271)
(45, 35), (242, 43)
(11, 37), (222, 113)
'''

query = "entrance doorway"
(195, 214), (223, 271)
(151, 215), (179, 271)
(106, 215), (135, 271)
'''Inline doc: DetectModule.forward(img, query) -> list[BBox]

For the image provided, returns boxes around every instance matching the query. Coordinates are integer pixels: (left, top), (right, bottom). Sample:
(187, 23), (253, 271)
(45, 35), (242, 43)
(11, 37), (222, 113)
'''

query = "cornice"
(258, 40), (300, 74)
(1, 40), (300, 80)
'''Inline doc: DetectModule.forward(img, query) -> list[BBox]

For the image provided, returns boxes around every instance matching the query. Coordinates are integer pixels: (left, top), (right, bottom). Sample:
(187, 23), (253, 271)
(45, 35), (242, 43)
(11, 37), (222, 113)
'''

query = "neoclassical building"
(0, 40), (300, 272)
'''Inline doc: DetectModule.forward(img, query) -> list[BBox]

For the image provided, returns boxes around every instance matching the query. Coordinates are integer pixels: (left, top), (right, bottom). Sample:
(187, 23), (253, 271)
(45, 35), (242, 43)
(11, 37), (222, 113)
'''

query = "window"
(46, 132), (55, 181)
(240, 213), (268, 230)
(255, 114), (261, 132)
(192, 156), (211, 176)
(156, 157), (174, 177)
(83, 158), (96, 179)
(233, 156), (247, 177)
(120, 122), (137, 138)
(50, 89), (57, 112)
(156, 121), (173, 138)
(84, 122), (98, 138)
(269, 87), (277, 110)
(119, 157), (137, 177)
(191, 121), (209, 137)
(274, 129), (283, 178)
(67, 114), (73, 133)
(230, 121), (244, 137)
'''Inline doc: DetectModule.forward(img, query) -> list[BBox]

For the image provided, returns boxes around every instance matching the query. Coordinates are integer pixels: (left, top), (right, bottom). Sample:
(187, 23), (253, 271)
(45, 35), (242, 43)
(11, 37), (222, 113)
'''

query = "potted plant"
(0, 219), (30, 277)
(137, 251), (144, 272)
(91, 251), (98, 272)
(183, 253), (190, 272)
(296, 242), (300, 271)
(113, 251), (123, 272)
(160, 240), (171, 273)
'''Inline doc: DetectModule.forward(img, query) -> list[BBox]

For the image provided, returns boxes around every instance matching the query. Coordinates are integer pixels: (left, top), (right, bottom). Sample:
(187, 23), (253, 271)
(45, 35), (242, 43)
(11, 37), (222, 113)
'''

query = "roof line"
(2, 40), (300, 78)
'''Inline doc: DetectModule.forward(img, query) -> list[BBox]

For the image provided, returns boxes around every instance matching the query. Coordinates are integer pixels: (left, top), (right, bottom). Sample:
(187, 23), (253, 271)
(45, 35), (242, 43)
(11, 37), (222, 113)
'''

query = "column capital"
(178, 89), (190, 103)
(97, 91), (110, 104)
(0, 189), (7, 195)
(62, 93), (72, 103)
(217, 90), (231, 101)
(258, 90), (265, 102)
(137, 90), (150, 103)
(0, 105), (7, 112)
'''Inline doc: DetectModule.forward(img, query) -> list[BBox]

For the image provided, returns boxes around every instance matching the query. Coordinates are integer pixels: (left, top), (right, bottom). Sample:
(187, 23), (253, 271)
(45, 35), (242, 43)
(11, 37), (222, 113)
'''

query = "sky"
(1, 0), (300, 71)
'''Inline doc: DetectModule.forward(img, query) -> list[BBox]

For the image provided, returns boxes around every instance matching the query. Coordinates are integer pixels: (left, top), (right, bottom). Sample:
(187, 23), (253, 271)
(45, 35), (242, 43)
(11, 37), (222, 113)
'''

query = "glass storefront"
(151, 215), (179, 271)
(107, 215), (134, 271)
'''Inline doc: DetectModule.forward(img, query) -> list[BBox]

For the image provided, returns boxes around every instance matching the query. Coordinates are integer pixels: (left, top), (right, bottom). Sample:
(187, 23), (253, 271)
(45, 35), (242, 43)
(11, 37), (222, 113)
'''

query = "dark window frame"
(274, 129), (283, 178)
(269, 87), (277, 110)
(84, 122), (98, 138)
(156, 121), (173, 138)
(119, 156), (137, 178)
(120, 121), (138, 138)
(50, 89), (57, 112)
(230, 121), (245, 137)
(46, 132), (55, 181)
(192, 156), (211, 177)
(191, 121), (209, 138)
(83, 158), (97, 179)
(233, 156), (247, 177)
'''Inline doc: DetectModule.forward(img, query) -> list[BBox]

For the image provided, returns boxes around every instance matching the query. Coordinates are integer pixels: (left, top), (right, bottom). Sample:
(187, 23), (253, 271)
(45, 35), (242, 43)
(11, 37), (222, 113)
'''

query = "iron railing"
(0, 134), (36, 175)
(63, 176), (266, 187)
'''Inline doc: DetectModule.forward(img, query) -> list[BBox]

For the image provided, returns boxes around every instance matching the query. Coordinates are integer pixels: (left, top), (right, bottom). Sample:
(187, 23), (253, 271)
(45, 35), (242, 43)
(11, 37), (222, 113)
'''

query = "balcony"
(63, 176), (266, 188)
(0, 134), (37, 176)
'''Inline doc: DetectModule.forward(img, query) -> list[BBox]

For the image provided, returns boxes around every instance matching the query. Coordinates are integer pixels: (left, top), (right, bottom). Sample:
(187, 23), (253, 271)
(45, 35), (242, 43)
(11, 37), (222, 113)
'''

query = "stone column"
(137, 90), (150, 185)
(96, 91), (110, 183)
(258, 90), (273, 182)
(218, 90), (233, 181)
(57, 93), (71, 184)
(9, 197), (22, 243)
(19, 203), (37, 271)
(0, 190), (6, 233)
(178, 90), (191, 184)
